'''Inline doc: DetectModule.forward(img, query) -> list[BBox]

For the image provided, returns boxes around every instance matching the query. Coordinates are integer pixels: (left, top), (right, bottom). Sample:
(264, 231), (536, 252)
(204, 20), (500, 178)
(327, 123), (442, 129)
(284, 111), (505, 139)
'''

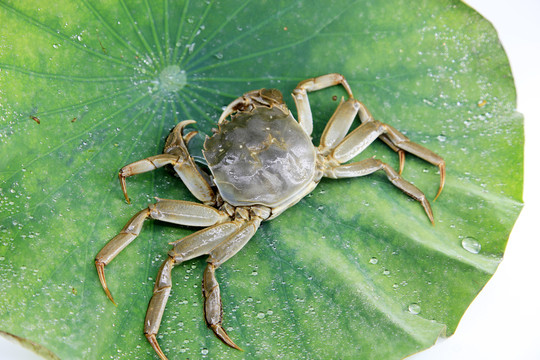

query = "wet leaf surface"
(0, 1), (523, 359)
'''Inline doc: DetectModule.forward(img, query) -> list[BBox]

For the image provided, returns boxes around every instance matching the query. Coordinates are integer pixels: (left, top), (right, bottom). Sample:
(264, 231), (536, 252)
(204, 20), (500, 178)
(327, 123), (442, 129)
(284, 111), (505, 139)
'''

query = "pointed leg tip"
(95, 260), (117, 305)
(398, 150), (405, 175)
(145, 334), (169, 360)
(105, 288), (117, 307)
(211, 325), (243, 351)
(427, 211), (435, 226)
(421, 199), (435, 226)
(118, 173), (131, 204)
(433, 187), (443, 202)
(434, 163), (446, 202)
(122, 189), (131, 204)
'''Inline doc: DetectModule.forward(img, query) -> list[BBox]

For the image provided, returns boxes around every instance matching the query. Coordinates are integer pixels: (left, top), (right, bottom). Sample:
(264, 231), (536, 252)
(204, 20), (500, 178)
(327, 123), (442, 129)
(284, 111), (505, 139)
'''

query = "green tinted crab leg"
(293, 73), (353, 136)
(119, 120), (215, 205)
(325, 158), (434, 224)
(330, 119), (445, 200)
(95, 199), (230, 304)
(144, 218), (262, 358)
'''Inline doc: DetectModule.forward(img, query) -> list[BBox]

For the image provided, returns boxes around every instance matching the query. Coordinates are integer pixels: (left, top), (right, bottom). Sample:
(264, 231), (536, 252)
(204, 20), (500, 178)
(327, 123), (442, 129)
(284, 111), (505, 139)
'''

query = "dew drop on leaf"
(461, 236), (481, 254)
(408, 303), (421, 315)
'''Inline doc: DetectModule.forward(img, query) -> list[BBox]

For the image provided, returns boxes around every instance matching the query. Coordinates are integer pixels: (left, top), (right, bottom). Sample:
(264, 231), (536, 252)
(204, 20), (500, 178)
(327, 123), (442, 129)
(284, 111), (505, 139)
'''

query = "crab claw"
(210, 324), (243, 351)
(95, 260), (117, 306)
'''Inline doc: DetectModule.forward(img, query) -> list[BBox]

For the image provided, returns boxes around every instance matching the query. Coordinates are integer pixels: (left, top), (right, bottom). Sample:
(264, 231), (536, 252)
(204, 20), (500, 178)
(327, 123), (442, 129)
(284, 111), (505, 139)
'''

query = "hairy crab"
(95, 73), (445, 359)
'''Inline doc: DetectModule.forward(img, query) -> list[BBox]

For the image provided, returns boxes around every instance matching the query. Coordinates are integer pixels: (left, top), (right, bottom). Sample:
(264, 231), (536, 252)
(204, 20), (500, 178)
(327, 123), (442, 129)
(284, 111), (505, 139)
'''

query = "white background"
(1, 0), (539, 359)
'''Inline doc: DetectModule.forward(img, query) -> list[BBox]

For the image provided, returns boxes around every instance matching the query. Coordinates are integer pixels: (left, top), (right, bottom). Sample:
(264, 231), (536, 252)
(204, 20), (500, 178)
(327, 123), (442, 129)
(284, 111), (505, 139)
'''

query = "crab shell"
(203, 100), (317, 214)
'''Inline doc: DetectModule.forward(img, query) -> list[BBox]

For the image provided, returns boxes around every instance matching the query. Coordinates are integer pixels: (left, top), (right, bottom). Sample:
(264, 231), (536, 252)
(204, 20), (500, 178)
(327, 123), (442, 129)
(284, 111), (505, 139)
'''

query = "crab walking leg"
(119, 154), (214, 205)
(292, 73), (353, 136)
(95, 199), (230, 304)
(203, 217), (263, 350)
(144, 221), (243, 360)
(319, 98), (374, 154)
(119, 121), (215, 205)
(314, 95), (407, 170)
(379, 123), (446, 200)
(330, 120), (386, 163)
(202, 264), (239, 350)
(325, 158), (434, 224)
(119, 153), (177, 199)
(144, 257), (175, 360)
(144, 219), (261, 358)
(330, 119), (445, 200)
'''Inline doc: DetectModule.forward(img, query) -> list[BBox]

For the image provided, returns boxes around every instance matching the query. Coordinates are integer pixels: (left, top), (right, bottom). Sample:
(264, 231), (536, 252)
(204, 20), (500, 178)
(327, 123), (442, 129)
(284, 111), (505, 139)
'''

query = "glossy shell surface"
(203, 106), (316, 207)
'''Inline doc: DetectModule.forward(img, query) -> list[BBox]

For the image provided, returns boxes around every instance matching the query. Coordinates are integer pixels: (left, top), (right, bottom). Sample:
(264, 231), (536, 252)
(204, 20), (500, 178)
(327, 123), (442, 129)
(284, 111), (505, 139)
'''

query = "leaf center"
(158, 65), (187, 93)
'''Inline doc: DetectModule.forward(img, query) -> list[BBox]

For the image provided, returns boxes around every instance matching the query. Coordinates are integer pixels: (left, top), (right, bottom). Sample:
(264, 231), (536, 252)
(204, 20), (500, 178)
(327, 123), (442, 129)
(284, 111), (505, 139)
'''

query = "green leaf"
(0, 0), (523, 359)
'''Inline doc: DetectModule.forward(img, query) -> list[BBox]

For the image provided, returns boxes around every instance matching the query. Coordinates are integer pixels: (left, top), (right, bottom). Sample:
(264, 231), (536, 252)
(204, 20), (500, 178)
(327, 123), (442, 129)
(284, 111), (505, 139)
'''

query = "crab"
(95, 73), (445, 359)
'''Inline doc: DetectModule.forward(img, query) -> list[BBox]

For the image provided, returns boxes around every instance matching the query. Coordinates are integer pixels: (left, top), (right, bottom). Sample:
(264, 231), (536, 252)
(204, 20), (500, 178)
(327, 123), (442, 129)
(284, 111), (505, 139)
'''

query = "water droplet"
(462, 237), (481, 254)
(408, 303), (421, 315)
(201, 348), (208, 355)
(437, 134), (447, 142)
(383, 269), (390, 275)
(214, 52), (223, 60)
(369, 257), (378, 265)
(257, 312), (265, 319)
